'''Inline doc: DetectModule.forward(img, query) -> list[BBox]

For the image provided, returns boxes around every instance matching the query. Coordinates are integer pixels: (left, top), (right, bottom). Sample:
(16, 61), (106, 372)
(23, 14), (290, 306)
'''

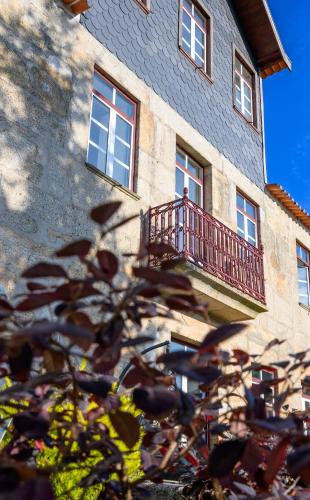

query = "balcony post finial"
(183, 187), (188, 198)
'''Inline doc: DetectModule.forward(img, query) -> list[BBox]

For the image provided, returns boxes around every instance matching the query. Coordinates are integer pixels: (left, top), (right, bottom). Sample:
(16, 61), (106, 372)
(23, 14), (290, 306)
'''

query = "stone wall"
(0, 0), (309, 412)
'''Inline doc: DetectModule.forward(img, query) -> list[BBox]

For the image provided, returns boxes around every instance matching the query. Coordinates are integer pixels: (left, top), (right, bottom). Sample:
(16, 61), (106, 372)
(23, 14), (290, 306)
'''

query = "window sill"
(133, 0), (150, 14)
(299, 302), (310, 313)
(233, 105), (259, 134)
(179, 48), (213, 84)
(85, 162), (141, 201)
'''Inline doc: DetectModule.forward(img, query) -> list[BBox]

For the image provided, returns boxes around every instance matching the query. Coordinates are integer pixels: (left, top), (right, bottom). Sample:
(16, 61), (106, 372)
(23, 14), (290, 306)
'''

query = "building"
(0, 0), (309, 413)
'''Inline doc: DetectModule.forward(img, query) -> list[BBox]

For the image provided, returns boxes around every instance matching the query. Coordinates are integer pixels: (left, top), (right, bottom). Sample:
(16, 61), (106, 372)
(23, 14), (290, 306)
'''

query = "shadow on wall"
(0, 1), (124, 295)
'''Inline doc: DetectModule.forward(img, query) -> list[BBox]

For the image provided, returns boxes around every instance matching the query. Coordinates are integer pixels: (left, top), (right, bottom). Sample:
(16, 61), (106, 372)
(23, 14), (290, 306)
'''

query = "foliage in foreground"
(0, 201), (309, 499)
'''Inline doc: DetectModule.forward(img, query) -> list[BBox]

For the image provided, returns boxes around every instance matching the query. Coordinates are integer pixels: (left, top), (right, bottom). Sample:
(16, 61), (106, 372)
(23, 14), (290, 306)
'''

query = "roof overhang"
(62, 0), (89, 15)
(266, 184), (310, 230)
(232, 0), (292, 78)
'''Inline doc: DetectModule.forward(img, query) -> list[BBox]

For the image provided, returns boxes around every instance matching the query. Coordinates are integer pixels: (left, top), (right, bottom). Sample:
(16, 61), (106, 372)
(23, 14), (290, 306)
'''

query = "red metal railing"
(148, 191), (266, 304)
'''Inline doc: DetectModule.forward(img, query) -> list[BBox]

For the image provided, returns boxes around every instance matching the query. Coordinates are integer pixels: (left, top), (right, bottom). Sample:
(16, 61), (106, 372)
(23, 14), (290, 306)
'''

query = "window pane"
(237, 193), (244, 210)
(114, 139), (131, 167)
(176, 150), (186, 169)
(252, 370), (261, 379)
(176, 168), (184, 197)
(299, 281), (309, 296)
(298, 264), (308, 281)
(182, 26), (191, 47)
(87, 144), (107, 172)
(297, 245), (309, 263)
(262, 370), (273, 381)
(115, 91), (134, 119)
(183, 0), (192, 12)
(113, 161), (129, 186)
(235, 57), (242, 74)
(247, 220), (256, 240)
(92, 97), (110, 127)
(115, 115), (132, 144)
(244, 82), (252, 101)
(90, 122), (108, 152)
(183, 10), (191, 31)
(245, 200), (256, 219)
(93, 74), (113, 102)
(187, 158), (202, 179)
(237, 211), (245, 232)
(242, 65), (252, 85)
(195, 25), (205, 46)
(189, 178), (201, 206)
(195, 43), (204, 61)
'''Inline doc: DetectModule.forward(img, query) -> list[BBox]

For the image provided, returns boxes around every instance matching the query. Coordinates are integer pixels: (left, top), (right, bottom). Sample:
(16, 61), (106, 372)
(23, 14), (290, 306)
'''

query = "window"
(234, 53), (256, 125)
(179, 0), (211, 76)
(252, 368), (276, 417)
(87, 71), (137, 190)
(170, 340), (199, 394)
(175, 149), (203, 206)
(236, 192), (258, 247)
(297, 243), (310, 307)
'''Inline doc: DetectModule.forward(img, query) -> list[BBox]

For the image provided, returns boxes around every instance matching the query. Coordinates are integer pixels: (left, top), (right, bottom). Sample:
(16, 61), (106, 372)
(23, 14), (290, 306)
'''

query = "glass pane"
(298, 264), (308, 281)
(235, 57), (242, 74)
(188, 158), (202, 179)
(297, 245), (309, 263)
(182, 26), (191, 47)
(115, 91), (134, 119)
(195, 25), (205, 46)
(183, 0), (192, 12)
(242, 64), (252, 85)
(252, 370), (261, 379)
(237, 193), (244, 210)
(298, 281), (309, 296)
(237, 211), (245, 232)
(90, 122), (108, 152)
(262, 370), (273, 381)
(176, 167), (185, 197)
(189, 178), (202, 206)
(113, 161), (129, 186)
(176, 150), (186, 169)
(195, 44), (204, 61)
(244, 82), (252, 100)
(92, 97), (110, 128)
(87, 144), (107, 172)
(245, 200), (256, 219)
(115, 115), (132, 144)
(93, 74), (113, 102)
(114, 139), (131, 166)
(247, 220), (256, 240)
(183, 10), (191, 31)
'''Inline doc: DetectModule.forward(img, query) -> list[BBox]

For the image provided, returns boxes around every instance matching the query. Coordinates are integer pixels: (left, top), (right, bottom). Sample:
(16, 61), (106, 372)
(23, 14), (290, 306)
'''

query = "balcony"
(148, 190), (266, 321)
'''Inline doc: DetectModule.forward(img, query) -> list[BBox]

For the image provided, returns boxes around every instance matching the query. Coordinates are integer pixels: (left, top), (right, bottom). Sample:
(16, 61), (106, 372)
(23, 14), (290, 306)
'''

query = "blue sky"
(264, 0), (310, 212)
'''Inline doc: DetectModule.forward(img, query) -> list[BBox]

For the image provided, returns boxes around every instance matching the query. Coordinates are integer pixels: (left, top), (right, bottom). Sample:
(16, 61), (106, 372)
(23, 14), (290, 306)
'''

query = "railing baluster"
(147, 198), (265, 304)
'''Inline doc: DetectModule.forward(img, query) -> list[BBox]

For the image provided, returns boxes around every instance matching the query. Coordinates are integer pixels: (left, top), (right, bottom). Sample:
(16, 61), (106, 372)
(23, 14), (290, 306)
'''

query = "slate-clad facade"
(81, 0), (265, 189)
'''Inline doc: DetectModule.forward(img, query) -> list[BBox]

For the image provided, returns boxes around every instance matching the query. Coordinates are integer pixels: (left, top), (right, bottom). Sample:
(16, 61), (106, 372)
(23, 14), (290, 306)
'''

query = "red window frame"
(233, 50), (258, 129)
(236, 190), (259, 247)
(297, 242), (310, 307)
(88, 69), (138, 191)
(175, 148), (204, 207)
(252, 366), (278, 416)
(179, 0), (212, 79)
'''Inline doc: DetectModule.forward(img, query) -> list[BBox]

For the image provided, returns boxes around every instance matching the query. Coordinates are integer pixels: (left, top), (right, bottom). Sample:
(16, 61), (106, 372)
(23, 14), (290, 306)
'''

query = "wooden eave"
(266, 184), (310, 230)
(232, 0), (292, 78)
(62, 0), (89, 15)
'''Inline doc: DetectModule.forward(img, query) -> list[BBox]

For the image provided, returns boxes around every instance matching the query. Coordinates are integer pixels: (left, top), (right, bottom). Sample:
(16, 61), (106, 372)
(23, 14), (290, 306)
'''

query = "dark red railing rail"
(148, 191), (266, 304)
